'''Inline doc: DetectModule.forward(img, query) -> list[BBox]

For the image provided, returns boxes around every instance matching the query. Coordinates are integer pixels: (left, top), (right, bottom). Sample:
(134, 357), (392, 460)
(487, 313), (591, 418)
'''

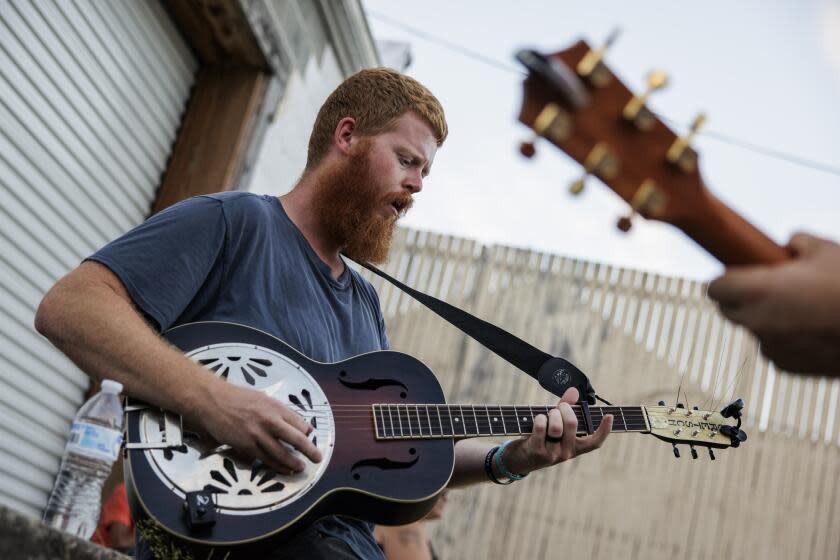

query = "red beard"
(311, 144), (413, 264)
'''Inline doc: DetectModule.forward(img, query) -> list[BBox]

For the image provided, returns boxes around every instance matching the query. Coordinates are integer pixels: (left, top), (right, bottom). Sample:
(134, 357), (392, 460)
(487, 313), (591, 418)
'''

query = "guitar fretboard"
(373, 404), (648, 440)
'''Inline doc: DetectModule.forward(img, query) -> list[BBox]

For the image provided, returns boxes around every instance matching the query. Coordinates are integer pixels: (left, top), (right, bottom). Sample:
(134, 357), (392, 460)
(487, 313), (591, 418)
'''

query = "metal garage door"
(0, 0), (197, 517)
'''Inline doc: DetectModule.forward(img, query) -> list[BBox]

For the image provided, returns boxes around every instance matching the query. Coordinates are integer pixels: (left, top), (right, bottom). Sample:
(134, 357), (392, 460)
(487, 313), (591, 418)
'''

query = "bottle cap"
(101, 379), (123, 394)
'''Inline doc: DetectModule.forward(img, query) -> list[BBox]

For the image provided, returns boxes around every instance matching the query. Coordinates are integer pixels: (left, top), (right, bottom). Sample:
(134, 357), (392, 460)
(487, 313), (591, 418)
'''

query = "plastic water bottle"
(43, 379), (124, 539)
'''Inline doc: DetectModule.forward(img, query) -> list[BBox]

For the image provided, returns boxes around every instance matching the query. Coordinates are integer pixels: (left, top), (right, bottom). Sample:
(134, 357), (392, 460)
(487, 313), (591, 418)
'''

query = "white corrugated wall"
(0, 0), (198, 517)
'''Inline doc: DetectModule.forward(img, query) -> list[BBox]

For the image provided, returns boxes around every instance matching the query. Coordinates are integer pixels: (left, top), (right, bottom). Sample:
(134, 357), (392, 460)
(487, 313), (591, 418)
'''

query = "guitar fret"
(374, 405), (383, 438)
(436, 405), (445, 436)
(485, 406), (493, 436)
(410, 405), (419, 437)
(443, 406), (455, 436)
(387, 405), (395, 438)
(490, 405), (501, 435)
(512, 406), (523, 435)
(414, 405), (423, 437)
(396, 405), (405, 437)
(425, 406), (435, 437)
(456, 405), (467, 436)
(471, 406), (480, 435)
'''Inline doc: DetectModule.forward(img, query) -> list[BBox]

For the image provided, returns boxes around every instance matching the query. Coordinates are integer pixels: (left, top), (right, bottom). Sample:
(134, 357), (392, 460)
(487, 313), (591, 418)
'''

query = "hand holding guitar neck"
(709, 233), (840, 375)
(514, 33), (791, 266)
(501, 387), (612, 476)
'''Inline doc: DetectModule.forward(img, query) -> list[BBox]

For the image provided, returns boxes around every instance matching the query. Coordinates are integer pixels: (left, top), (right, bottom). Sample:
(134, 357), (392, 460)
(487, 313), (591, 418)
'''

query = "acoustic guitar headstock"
(644, 398), (748, 459)
(515, 33), (789, 265)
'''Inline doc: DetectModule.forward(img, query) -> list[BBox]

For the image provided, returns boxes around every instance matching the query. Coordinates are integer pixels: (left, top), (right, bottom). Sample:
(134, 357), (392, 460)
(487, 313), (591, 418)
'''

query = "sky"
(364, 0), (840, 280)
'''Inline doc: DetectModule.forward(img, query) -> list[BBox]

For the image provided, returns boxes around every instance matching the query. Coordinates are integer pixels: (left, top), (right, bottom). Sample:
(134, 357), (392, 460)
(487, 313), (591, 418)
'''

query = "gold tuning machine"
(519, 103), (572, 159)
(576, 28), (621, 87)
(569, 142), (619, 195)
(616, 179), (667, 232)
(623, 69), (669, 130)
(667, 112), (706, 173)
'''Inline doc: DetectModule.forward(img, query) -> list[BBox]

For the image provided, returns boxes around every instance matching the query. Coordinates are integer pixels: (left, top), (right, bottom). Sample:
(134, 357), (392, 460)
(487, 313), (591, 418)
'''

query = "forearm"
(449, 439), (506, 487)
(35, 269), (222, 423)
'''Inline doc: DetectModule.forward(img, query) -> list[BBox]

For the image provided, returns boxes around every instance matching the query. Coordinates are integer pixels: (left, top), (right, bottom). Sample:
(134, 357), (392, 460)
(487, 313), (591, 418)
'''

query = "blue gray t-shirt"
(88, 192), (388, 559)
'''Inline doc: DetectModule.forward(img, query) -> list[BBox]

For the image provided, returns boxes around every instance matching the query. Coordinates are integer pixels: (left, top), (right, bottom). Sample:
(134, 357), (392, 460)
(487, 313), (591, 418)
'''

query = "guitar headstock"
(516, 35), (710, 233)
(644, 398), (748, 459)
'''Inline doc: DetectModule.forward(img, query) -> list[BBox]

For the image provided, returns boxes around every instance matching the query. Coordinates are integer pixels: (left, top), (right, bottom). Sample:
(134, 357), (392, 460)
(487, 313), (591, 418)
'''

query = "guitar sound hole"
(209, 471), (230, 486)
(289, 394), (306, 412)
(223, 458), (238, 482)
(204, 484), (228, 494)
(263, 482), (285, 493)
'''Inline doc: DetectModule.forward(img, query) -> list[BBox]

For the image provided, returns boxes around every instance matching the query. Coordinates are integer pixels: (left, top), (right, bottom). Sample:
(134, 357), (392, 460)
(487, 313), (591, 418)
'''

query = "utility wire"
(368, 9), (840, 179)
(368, 10), (524, 75)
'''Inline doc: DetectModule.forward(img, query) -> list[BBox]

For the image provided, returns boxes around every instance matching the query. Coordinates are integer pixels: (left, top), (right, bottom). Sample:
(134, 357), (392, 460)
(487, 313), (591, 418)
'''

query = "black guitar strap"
(354, 259), (606, 408)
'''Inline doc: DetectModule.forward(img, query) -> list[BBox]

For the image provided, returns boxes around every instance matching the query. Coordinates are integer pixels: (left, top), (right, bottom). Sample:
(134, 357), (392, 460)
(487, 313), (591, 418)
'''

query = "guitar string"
(700, 330), (730, 412)
(710, 354), (750, 414)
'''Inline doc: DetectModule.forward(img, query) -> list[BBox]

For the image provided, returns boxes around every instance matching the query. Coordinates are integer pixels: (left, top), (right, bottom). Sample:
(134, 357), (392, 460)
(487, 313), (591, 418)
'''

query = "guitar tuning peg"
(667, 112), (707, 173)
(569, 142), (619, 196)
(720, 398), (744, 419)
(623, 69), (670, 130)
(708, 448), (716, 461)
(519, 103), (573, 160)
(617, 215), (634, 232)
(616, 179), (666, 233)
(519, 139), (537, 159)
(672, 444), (680, 458)
(576, 27), (621, 87)
(690, 445), (698, 460)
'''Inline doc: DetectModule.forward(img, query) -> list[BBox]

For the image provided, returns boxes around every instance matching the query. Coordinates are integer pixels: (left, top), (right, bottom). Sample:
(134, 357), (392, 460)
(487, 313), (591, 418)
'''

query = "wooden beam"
(153, 65), (268, 213)
(163, 0), (267, 67)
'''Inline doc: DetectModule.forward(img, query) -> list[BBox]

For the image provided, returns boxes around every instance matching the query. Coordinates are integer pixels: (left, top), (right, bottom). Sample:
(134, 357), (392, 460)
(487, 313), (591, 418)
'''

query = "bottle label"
(67, 422), (123, 462)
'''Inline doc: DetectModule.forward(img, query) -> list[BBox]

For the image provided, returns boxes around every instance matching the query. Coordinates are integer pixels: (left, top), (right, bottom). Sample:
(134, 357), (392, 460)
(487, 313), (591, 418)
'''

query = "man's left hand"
(501, 387), (613, 476)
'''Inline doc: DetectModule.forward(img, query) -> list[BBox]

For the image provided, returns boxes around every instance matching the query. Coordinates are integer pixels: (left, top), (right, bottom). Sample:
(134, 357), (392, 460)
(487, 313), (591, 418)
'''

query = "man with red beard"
(36, 69), (610, 559)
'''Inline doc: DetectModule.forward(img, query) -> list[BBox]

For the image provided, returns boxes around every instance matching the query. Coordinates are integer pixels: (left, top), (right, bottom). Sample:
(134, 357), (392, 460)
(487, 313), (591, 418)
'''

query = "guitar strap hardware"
(184, 490), (217, 531)
(355, 259), (609, 406)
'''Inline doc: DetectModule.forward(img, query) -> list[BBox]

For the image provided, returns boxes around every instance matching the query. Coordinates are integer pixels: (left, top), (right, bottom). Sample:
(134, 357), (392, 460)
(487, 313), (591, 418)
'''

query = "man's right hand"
(195, 380), (323, 475)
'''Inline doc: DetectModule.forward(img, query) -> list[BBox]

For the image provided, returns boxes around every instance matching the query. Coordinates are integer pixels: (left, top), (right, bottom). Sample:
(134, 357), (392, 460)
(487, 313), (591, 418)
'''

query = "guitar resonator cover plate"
(138, 343), (335, 515)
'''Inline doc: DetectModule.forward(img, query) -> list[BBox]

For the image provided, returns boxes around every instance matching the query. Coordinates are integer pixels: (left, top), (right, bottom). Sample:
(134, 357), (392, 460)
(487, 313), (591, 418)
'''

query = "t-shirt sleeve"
(86, 196), (227, 331)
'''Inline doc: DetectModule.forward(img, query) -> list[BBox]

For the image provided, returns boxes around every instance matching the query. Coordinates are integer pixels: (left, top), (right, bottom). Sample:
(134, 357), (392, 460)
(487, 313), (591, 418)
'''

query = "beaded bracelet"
(494, 440), (528, 481)
(484, 445), (512, 485)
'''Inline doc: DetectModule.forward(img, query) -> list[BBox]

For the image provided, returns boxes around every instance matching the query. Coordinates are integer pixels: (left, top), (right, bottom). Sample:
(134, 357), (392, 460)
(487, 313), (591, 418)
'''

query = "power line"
(368, 10), (524, 75)
(368, 9), (840, 179)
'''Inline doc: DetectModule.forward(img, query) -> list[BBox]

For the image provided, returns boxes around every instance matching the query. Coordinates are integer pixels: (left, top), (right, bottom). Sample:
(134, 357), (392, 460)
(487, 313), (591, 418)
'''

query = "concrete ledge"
(0, 504), (128, 560)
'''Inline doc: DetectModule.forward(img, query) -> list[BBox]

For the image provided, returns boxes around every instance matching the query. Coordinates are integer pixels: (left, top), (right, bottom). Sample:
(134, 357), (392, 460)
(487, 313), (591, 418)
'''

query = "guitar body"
(125, 322), (453, 556)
